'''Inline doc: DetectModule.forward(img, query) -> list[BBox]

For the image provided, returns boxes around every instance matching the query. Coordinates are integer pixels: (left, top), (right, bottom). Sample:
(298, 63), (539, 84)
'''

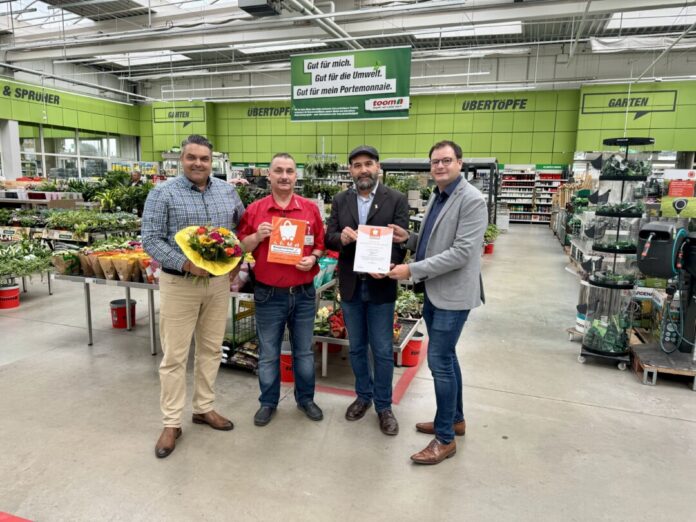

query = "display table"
(312, 317), (423, 377)
(52, 274), (158, 355)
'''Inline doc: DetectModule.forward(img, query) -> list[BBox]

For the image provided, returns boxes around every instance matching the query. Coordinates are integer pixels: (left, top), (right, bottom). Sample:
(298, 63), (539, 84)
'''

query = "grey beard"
(356, 176), (376, 191)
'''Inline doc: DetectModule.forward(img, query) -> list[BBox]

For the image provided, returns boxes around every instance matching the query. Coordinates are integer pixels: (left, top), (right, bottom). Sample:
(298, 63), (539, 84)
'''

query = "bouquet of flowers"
(175, 225), (245, 276)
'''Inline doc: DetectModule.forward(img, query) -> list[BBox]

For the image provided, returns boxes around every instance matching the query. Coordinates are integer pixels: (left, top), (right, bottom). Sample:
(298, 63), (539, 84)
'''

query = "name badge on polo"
(305, 234), (314, 246)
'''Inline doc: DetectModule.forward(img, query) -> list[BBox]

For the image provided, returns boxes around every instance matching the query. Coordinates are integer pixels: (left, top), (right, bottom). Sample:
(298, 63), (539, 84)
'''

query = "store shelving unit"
(498, 164), (536, 223)
(533, 165), (566, 224)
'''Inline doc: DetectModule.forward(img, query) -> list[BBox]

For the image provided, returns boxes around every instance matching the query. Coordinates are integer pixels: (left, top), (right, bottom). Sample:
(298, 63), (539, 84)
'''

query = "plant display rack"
(579, 137), (654, 368)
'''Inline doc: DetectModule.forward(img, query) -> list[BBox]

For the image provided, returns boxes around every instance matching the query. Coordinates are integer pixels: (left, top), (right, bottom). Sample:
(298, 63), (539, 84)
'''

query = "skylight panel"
(606, 7), (696, 29)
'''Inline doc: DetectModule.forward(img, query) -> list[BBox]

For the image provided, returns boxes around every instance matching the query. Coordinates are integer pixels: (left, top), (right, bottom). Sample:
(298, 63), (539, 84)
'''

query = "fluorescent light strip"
(53, 47), (239, 65)
(414, 21), (523, 39)
(95, 50), (191, 67)
(234, 42), (327, 55)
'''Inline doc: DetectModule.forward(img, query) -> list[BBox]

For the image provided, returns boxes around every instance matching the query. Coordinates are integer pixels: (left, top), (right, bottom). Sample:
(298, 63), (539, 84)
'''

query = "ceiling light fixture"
(233, 42), (328, 54)
(413, 21), (523, 40)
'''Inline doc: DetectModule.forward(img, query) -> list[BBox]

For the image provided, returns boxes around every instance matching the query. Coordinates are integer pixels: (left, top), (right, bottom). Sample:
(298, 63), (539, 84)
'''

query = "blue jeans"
(422, 293), (470, 444)
(341, 280), (396, 412)
(254, 284), (317, 408)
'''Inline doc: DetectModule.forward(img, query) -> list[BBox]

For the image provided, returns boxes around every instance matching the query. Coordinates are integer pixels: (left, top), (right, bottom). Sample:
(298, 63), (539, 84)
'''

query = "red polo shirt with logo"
(237, 193), (325, 288)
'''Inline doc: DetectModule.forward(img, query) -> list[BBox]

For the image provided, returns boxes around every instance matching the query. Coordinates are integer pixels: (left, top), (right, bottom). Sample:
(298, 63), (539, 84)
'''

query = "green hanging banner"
(290, 46), (411, 122)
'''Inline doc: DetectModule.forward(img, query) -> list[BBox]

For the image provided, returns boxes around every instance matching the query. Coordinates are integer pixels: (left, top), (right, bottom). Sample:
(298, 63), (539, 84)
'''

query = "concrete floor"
(1, 225), (695, 521)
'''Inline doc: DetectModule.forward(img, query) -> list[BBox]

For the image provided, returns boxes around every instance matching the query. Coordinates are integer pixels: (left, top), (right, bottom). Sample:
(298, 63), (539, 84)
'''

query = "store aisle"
(1, 225), (695, 521)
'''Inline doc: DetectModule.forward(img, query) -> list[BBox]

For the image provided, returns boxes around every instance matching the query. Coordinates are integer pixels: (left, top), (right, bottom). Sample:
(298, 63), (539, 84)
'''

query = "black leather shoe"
(378, 409), (399, 436)
(345, 398), (372, 421)
(297, 401), (323, 421)
(254, 406), (276, 426)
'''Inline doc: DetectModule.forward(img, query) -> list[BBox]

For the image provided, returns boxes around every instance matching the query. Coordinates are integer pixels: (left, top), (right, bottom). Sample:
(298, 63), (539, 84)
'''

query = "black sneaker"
(297, 401), (323, 421)
(254, 406), (276, 426)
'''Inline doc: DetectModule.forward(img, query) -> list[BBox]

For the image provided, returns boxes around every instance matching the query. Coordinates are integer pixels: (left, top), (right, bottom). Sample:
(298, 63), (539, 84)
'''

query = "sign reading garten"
(290, 47), (411, 121)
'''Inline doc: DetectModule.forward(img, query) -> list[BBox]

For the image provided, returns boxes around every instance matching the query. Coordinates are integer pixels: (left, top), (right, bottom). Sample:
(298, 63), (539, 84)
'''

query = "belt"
(162, 267), (187, 277)
(256, 281), (313, 294)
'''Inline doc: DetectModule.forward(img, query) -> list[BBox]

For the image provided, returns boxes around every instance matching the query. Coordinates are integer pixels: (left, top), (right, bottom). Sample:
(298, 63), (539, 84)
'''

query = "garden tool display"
(637, 222), (696, 358)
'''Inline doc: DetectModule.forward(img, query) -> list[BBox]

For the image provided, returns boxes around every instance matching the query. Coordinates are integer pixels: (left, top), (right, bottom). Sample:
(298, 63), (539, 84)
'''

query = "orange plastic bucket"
(110, 299), (136, 328)
(399, 333), (424, 367)
(0, 285), (20, 309)
(280, 353), (294, 383)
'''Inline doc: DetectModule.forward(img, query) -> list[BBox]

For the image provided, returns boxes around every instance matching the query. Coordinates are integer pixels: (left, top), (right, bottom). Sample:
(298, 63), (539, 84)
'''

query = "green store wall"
(576, 81), (696, 151)
(0, 78), (139, 137)
(207, 90), (579, 165)
(140, 101), (216, 161)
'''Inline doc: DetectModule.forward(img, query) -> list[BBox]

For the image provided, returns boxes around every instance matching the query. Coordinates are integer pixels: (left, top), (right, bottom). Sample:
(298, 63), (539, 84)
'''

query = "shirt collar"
(268, 192), (302, 211)
(178, 174), (212, 192)
(434, 175), (462, 198)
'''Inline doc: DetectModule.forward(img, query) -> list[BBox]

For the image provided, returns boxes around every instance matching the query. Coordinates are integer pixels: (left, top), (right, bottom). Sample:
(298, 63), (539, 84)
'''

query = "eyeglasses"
(430, 157), (455, 167)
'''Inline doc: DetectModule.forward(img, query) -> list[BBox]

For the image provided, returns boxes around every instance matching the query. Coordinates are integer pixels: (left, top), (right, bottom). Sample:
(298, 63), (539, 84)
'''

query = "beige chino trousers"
(158, 272), (230, 427)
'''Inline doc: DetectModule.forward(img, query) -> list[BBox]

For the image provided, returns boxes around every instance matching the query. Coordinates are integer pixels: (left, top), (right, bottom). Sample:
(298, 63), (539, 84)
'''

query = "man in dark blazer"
(326, 145), (410, 435)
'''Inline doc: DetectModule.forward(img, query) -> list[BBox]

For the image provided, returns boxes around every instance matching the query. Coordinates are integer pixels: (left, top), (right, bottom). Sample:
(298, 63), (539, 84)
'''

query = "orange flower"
(196, 226), (207, 235)
(224, 247), (235, 257)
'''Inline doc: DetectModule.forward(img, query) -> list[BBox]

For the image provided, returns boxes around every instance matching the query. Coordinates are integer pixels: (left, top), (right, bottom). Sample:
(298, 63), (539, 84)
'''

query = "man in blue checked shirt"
(142, 134), (244, 459)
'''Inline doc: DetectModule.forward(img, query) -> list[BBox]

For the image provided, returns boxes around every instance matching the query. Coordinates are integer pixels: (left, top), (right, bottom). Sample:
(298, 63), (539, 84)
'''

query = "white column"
(0, 119), (22, 180)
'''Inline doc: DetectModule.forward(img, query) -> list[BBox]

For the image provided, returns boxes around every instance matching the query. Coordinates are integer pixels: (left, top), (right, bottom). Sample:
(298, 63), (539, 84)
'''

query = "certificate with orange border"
(353, 225), (392, 274)
(267, 217), (307, 265)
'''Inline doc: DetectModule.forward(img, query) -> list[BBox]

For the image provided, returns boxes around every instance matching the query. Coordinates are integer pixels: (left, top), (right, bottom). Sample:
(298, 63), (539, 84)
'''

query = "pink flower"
(233, 245), (242, 257)
(209, 232), (223, 243)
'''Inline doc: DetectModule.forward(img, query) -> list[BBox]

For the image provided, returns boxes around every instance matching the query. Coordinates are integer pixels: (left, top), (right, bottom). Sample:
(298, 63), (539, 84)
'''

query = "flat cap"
(348, 145), (379, 163)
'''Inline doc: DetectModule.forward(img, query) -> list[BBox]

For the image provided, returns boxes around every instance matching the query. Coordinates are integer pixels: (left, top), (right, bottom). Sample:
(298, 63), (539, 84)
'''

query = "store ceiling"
(0, 0), (695, 97)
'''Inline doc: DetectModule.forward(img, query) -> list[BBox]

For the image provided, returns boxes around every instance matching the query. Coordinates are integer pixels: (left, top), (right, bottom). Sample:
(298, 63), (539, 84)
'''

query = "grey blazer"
(406, 177), (488, 310)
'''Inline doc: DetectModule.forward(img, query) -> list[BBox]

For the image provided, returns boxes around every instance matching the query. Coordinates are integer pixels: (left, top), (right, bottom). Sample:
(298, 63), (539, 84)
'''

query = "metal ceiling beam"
(287, 0), (362, 50)
(0, 60), (153, 101)
(567, 0), (592, 63)
(8, 0), (694, 53)
(3, 0), (696, 65)
(635, 19), (696, 81)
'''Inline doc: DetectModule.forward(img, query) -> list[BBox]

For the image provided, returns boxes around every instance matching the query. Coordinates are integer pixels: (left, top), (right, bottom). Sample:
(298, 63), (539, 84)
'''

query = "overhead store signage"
(461, 98), (528, 111)
(290, 46), (411, 121)
(153, 106), (206, 127)
(1, 82), (60, 105)
(581, 90), (677, 120)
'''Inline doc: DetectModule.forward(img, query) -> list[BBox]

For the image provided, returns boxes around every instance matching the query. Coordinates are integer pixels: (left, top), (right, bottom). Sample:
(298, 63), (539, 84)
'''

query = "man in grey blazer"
(389, 140), (487, 465)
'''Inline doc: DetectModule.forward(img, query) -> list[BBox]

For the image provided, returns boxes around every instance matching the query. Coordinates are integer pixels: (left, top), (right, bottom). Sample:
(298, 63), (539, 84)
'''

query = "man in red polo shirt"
(238, 153), (325, 427)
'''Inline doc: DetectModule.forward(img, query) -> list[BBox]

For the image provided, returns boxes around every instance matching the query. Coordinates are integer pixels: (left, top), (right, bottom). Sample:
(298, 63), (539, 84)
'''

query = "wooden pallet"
(630, 340), (696, 391)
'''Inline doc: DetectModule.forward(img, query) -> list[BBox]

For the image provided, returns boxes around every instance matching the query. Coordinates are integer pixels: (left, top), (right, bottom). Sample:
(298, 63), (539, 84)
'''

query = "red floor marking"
(0, 514), (32, 522)
(309, 338), (429, 404)
(393, 338), (428, 405)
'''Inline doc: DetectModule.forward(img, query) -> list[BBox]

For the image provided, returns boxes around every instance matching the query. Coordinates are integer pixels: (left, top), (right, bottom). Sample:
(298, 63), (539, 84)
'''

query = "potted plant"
(483, 224), (500, 254)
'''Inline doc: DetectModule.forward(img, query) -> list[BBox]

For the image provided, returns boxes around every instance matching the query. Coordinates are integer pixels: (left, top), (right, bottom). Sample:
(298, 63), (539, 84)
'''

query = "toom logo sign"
(365, 96), (410, 111)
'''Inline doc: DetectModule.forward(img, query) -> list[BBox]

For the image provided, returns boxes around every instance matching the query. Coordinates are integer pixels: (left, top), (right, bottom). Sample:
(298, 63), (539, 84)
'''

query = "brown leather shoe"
(415, 420), (466, 436)
(378, 409), (399, 436)
(411, 438), (457, 465)
(155, 427), (182, 459)
(192, 410), (234, 431)
(345, 398), (372, 421)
